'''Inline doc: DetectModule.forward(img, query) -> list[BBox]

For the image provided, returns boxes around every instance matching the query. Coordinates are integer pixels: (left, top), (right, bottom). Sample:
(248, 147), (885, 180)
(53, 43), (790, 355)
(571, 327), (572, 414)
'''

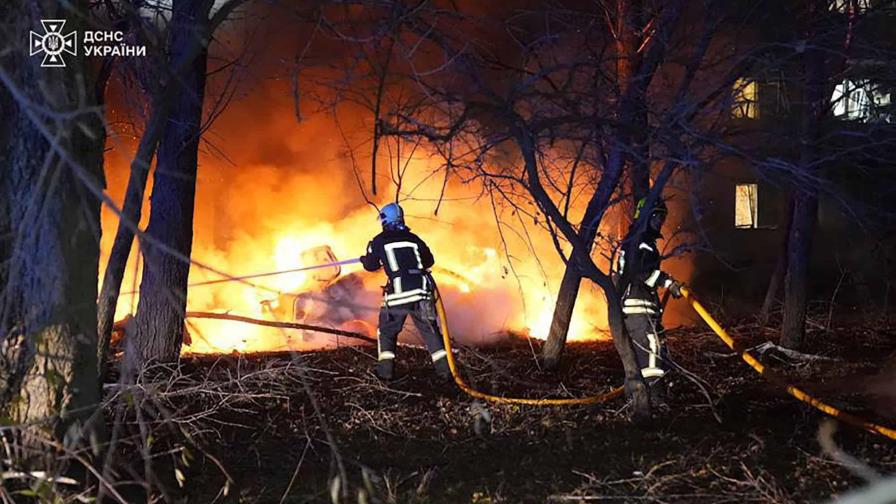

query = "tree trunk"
(97, 99), (168, 376)
(0, 0), (104, 439)
(132, 0), (213, 366)
(759, 245), (786, 325)
(542, 268), (584, 370)
(616, 0), (650, 204)
(522, 142), (650, 419)
(781, 0), (825, 350)
(780, 192), (817, 349)
(759, 195), (794, 325)
(542, 205), (600, 369)
(97, 0), (221, 376)
(540, 170), (610, 369)
(592, 271), (650, 422)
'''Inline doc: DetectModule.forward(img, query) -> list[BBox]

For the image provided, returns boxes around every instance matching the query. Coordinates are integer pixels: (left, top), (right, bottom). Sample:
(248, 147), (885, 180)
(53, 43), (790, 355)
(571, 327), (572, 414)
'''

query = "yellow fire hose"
(681, 286), (896, 440)
(430, 279), (896, 440)
(433, 284), (625, 406)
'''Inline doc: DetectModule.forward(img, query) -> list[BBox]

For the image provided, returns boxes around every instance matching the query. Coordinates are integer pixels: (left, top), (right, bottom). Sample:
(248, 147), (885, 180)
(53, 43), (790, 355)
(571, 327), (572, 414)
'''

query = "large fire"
(99, 80), (692, 355)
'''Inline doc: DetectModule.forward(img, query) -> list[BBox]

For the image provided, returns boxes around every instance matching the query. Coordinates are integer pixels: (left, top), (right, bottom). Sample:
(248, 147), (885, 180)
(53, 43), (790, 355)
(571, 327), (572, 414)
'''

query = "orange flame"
(99, 81), (691, 354)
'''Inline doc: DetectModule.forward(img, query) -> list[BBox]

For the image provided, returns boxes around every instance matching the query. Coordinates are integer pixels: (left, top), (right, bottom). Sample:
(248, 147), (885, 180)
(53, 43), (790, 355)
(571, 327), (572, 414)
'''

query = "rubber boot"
(647, 377), (668, 410)
(434, 359), (451, 382)
(376, 360), (394, 381)
(433, 359), (457, 398)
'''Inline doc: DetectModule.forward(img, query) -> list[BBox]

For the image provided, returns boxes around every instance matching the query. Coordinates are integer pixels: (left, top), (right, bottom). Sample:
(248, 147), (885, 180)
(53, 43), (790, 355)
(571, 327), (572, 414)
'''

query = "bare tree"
(779, 0), (861, 349)
(96, 0), (215, 376)
(126, 0), (247, 367)
(130, 0), (216, 366)
(542, 0), (655, 371)
(759, 195), (793, 325)
(312, 0), (738, 419)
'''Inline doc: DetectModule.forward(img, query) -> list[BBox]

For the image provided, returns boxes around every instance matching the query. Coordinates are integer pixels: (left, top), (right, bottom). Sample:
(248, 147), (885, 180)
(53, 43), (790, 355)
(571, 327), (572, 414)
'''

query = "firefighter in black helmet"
(360, 203), (451, 382)
(616, 197), (683, 399)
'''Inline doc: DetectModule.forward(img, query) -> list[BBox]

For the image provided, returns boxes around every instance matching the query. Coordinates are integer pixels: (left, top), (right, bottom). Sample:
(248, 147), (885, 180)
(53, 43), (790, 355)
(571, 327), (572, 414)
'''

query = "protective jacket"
(360, 228), (435, 306)
(616, 227), (673, 316)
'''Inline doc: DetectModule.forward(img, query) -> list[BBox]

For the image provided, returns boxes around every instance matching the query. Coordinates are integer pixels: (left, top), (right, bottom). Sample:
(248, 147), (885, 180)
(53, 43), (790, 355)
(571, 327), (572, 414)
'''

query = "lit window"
(831, 0), (869, 13)
(832, 79), (892, 122)
(735, 183), (758, 228)
(732, 78), (759, 119)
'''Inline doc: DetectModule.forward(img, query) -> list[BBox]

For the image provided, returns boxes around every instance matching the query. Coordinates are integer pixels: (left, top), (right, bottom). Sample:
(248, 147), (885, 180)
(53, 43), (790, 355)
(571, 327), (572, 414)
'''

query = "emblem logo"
(30, 20), (77, 68)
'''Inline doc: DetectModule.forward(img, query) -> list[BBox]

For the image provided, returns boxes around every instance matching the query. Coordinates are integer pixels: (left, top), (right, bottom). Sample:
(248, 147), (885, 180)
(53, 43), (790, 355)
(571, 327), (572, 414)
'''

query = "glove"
(667, 280), (684, 299)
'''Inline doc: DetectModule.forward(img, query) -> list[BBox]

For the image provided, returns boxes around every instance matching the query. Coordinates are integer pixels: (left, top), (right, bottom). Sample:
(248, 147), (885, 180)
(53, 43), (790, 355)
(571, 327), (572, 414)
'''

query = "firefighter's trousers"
(376, 299), (450, 377)
(624, 313), (669, 381)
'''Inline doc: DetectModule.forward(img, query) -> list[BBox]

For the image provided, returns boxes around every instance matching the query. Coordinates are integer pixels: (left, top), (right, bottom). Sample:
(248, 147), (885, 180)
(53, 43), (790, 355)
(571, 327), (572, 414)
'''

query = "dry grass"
(3, 319), (894, 503)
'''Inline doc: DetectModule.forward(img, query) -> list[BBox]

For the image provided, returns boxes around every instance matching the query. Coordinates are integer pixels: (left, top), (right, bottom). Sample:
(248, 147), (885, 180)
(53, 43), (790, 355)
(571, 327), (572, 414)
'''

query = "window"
(732, 78), (759, 119)
(832, 79), (892, 122)
(735, 183), (759, 228)
(830, 0), (870, 13)
(762, 80), (791, 115)
(734, 183), (780, 229)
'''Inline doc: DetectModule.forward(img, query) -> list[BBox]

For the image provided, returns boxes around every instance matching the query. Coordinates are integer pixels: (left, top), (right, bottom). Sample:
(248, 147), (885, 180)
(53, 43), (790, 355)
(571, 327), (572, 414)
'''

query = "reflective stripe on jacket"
(360, 228), (435, 306)
(616, 228), (672, 315)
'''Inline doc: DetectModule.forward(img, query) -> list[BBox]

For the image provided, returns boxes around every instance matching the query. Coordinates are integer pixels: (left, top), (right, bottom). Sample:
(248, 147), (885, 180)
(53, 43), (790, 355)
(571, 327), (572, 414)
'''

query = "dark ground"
(110, 316), (896, 503)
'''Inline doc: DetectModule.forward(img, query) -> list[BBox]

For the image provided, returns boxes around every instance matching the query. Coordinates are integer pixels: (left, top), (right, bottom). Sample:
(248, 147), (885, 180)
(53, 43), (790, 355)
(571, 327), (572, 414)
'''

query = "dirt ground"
(109, 318), (896, 503)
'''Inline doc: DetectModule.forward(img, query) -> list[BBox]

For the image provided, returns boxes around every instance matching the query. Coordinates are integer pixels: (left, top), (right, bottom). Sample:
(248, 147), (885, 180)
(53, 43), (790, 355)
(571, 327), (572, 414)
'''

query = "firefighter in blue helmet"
(616, 197), (684, 399)
(360, 203), (451, 381)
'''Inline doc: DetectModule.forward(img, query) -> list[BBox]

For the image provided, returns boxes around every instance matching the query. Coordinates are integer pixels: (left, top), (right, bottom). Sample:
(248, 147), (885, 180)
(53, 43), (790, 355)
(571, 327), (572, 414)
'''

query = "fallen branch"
(753, 341), (840, 362)
(185, 311), (377, 344)
(705, 341), (841, 363)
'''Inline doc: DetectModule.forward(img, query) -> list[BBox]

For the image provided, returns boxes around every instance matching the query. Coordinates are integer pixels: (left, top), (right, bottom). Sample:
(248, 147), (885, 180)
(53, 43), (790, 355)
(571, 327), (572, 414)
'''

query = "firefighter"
(616, 197), (683, 398)
(360, 203), (451, 382)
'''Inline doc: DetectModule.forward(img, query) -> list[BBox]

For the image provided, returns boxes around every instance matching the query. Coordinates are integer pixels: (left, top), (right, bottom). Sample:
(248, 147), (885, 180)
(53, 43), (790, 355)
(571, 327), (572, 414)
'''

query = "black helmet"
(634, 197), (668, 220)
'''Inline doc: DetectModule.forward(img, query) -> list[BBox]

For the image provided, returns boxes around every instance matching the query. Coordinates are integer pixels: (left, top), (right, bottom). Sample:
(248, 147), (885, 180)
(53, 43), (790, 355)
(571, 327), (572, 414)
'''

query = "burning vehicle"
(261, 245), (380, 343)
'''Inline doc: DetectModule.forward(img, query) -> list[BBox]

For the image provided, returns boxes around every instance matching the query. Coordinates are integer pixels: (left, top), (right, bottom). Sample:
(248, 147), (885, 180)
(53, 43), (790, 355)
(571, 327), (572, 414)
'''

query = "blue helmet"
(378, 203), (406, 229)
